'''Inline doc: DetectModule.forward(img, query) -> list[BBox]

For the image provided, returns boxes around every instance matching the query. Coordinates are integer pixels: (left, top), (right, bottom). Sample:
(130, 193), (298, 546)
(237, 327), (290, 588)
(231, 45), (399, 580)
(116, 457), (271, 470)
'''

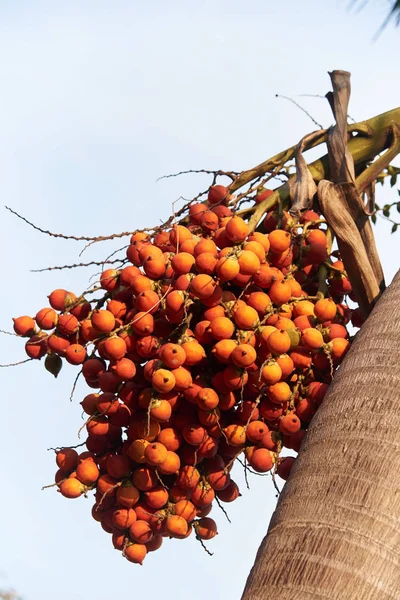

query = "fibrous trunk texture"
(242, 270), (400, 600)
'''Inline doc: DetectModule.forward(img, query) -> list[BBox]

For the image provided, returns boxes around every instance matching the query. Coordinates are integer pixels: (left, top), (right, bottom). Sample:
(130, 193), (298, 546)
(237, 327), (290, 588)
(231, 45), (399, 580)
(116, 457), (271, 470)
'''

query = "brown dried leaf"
(318, 180), (381, 316)
(338, 179), (385, 294)
(322, 70), (385, 309)
(326, 70), (355, 184)
(289, 130), (321, 218)
(362, 180), (376, 216)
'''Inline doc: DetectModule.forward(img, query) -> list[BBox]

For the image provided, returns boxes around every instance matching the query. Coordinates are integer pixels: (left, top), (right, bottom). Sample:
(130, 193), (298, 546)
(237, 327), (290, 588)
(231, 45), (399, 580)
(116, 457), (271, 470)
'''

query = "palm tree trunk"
(241, 270), (400, 600)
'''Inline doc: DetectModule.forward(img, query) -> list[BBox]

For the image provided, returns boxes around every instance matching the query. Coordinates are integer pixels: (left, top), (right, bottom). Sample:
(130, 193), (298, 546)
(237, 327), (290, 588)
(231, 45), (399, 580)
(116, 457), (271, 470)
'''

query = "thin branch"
(47, 442), (86, 452)
(236, 456), (250, 490)
(271, 470), (282, 497)
(297, 94), (356, 122)
(275, 94), (324, 129)
(215, 497), (232, 523)
(0, 358), (33, 367)
(195, 535), (214, 556)
(5, 206), (106, 242)
(298, 94), (326, 99)
(5, 205), (154, 245)
(30, 258), (125, 273)
(236, 457), (270, 479)
(79, 238), (128, 258)
(157, 168), (240, 182)
(69, 370), (82, 402)
(377, 211), (400, 228)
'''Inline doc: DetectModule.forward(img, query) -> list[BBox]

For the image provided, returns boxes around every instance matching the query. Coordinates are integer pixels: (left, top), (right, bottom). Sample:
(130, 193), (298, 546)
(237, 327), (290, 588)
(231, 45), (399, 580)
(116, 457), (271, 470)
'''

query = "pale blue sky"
(0, 2), (399, 599)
